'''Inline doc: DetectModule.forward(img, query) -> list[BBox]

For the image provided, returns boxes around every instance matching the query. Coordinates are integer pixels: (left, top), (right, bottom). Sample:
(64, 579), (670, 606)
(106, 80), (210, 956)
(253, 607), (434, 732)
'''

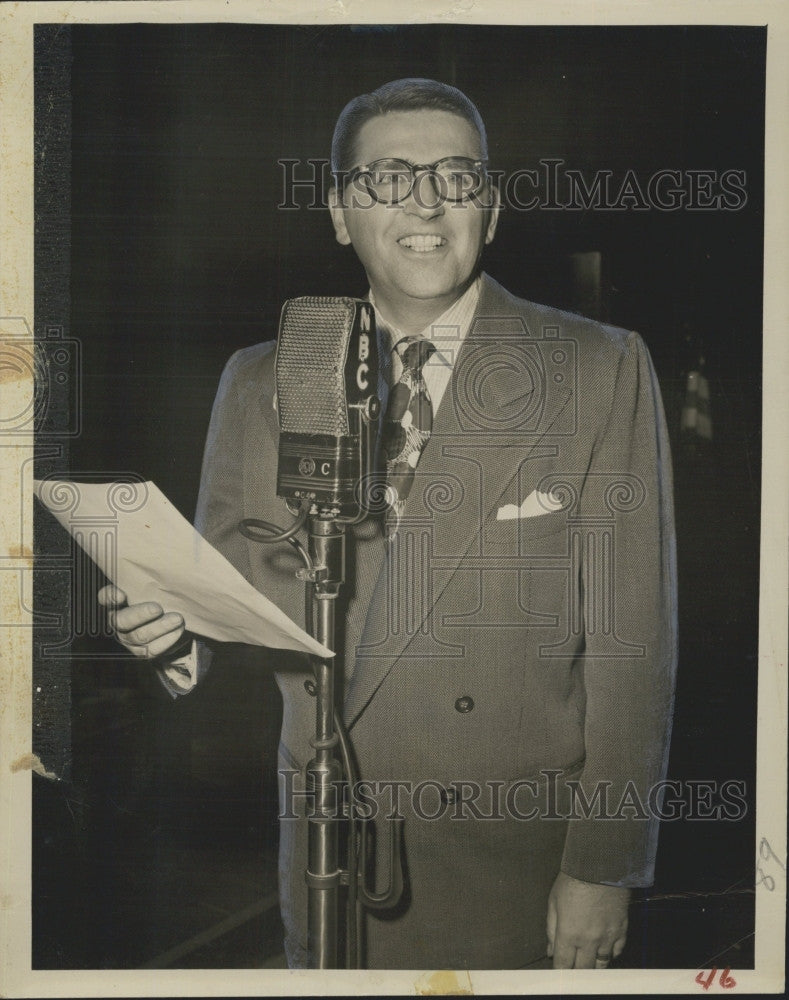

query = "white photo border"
(0, 1), (785, 996)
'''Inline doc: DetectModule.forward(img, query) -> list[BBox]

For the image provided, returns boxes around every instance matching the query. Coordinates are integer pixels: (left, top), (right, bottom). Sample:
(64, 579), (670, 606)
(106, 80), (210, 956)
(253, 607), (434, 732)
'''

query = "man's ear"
(483, 182), (501, 246)
(328, 186), (352, 246)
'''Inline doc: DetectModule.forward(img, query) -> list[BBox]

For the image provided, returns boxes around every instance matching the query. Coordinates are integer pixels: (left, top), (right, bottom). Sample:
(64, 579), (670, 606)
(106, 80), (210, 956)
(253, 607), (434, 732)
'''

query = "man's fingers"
(97, 584), (127, 608)
(594, 950), (612, 969)
(612, 934), (627, 959)
(122, 622), (186, 660)
(551, 936), (577, 969)
(573, 943), (599, 969)
(112, 602), (166, 636)
(545, 890), (558, 957)
(120, 611), (184, 646)
(136, 623), (187, 660)
(101, 593), (186, 661)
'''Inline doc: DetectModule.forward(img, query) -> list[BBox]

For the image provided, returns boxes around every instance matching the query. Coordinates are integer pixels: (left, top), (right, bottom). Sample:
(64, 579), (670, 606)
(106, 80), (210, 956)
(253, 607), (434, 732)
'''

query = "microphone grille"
(276, 297), (357, 436)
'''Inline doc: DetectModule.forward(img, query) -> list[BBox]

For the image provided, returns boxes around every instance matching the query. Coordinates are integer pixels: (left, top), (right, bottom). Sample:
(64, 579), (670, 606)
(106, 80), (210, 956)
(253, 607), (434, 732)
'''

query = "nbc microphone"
(275, 297), (382, 520)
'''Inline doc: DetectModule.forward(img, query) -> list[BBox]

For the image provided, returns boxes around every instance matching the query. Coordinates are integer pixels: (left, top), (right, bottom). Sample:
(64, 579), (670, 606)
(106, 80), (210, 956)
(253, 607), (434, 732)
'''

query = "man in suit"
(99, 78), (677, 970)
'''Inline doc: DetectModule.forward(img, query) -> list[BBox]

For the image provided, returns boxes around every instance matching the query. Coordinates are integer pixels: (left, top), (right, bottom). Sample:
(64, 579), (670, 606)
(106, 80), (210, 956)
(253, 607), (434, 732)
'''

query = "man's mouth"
(397, 235), (447, 253)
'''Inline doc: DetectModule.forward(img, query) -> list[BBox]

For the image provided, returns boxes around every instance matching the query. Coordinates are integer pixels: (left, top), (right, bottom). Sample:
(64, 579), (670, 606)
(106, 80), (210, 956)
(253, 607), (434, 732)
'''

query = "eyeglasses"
(341, 157), (488, 205)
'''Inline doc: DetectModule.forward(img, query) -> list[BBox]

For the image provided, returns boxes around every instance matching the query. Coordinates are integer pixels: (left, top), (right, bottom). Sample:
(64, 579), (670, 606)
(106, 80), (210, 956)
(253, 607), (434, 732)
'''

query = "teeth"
(398, 235), (445, 252)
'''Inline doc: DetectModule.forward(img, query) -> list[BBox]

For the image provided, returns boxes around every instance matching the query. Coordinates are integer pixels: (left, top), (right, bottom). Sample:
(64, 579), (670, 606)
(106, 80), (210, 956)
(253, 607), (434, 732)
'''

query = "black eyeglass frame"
(338, 157), (489, 205)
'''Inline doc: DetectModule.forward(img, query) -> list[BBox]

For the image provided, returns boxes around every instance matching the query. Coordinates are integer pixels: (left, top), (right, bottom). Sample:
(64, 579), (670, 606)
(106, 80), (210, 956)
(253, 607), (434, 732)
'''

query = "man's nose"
(401, 170), (446, 218)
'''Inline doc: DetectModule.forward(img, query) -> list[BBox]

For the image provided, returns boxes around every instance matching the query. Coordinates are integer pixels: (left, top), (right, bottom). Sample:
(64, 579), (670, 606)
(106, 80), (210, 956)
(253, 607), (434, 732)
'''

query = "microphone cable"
(238, 504), (307, 545)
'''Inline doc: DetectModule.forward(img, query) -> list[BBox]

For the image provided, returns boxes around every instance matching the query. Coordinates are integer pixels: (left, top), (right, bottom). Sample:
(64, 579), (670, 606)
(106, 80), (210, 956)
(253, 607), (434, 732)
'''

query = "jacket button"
(454, 695), (474, 713)
(304, 679), (316, 696)
(440, 787), (457, 806)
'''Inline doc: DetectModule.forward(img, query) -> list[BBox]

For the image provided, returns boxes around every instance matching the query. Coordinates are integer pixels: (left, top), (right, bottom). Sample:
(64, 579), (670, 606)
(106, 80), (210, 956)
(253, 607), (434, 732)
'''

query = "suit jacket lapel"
(344, 273), (573, 727)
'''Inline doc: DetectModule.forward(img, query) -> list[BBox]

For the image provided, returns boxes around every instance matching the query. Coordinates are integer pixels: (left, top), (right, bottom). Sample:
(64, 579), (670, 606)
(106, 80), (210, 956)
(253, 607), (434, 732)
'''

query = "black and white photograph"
(0, 1), (786, 995)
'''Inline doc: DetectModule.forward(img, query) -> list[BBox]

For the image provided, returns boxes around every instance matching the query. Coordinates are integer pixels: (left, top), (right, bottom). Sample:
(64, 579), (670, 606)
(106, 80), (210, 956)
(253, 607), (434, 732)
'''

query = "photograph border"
(1, 1), (786, 996)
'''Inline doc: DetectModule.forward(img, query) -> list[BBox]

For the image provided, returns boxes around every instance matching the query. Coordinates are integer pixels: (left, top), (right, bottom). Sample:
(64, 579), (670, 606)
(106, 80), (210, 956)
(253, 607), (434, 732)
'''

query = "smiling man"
(329, 103), (498, 330)
(99, 78), (677, 971)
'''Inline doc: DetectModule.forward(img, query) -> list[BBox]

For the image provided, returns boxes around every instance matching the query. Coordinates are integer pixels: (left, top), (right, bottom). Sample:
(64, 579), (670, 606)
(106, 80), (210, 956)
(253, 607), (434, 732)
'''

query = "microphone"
(275, 297), (382, 520)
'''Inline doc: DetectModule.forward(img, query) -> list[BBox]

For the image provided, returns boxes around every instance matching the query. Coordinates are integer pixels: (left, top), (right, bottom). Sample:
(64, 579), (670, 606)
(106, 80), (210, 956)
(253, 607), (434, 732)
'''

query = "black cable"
(335, 710), (360, 968)
(239, 509), (314, 633)
(238, 505), (307, 545)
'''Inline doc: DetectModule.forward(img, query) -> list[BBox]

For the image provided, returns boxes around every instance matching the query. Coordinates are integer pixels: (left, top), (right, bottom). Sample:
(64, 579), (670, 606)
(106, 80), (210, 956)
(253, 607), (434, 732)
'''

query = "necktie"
(381, 336), (436, 536)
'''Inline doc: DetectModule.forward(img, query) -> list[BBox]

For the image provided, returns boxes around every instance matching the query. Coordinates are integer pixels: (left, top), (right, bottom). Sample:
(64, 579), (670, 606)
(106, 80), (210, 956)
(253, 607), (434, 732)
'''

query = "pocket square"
(497, 489), (564, 521)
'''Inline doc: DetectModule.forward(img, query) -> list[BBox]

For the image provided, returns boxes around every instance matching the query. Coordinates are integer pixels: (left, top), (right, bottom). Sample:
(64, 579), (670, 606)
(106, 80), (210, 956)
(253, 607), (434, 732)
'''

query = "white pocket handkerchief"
(496, 489), (564, 521)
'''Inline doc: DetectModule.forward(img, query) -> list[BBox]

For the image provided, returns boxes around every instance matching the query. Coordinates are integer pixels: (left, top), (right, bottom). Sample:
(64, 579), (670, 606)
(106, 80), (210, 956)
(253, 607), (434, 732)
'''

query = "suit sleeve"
(156, 349), (254, 696)
(560, 330), (678, 887)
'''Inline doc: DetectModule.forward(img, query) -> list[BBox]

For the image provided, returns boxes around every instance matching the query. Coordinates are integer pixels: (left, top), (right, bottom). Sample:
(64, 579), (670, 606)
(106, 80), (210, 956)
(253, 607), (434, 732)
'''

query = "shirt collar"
(369, 275), (482, 367)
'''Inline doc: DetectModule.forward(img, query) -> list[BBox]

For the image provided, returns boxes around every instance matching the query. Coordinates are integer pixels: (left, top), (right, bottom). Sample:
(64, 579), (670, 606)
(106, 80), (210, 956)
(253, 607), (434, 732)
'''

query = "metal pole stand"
(298, 512), (404, 969)
(302, 515), (345, 969)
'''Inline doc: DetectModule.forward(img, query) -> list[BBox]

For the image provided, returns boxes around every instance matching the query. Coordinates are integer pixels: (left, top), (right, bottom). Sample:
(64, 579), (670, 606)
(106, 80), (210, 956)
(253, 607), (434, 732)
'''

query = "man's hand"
(97, 585), (186, 660)
(546, 870), (630, 969)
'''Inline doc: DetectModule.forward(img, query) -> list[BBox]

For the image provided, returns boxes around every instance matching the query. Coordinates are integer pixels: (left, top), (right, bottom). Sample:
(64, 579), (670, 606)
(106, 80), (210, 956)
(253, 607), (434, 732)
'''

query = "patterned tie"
(381, 336), (436, 536)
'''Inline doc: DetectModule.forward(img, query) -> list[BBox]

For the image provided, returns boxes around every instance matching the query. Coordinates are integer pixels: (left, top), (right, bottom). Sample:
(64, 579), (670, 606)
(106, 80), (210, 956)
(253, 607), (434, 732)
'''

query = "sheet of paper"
(33, 479), (332, 658)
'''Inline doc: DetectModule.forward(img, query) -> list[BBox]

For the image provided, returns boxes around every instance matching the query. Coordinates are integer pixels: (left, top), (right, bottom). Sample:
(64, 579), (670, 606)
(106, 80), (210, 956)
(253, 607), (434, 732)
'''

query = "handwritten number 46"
(696, 968), (737, 990)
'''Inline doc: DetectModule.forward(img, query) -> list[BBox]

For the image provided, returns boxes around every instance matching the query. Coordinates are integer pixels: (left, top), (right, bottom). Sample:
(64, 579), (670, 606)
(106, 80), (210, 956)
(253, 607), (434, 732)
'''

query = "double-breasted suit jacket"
(189, 272), (678, 969)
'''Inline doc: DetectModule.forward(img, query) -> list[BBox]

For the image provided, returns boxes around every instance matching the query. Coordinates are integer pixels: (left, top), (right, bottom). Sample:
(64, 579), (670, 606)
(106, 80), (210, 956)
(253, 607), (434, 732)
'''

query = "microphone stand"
(295, 508), (404, 968)
(301, 514), (346, 969)
(242, 496), (402, 968)
(299, 510), (404, 969)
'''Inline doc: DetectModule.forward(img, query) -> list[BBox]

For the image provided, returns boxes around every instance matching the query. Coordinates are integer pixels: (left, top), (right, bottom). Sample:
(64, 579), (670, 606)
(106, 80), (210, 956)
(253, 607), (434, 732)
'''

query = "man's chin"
(392, 272), (473, 303)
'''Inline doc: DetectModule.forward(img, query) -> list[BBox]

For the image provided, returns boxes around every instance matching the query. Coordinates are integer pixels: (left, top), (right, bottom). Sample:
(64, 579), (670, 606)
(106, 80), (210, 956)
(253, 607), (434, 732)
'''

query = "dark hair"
(331, 77), (488, 174)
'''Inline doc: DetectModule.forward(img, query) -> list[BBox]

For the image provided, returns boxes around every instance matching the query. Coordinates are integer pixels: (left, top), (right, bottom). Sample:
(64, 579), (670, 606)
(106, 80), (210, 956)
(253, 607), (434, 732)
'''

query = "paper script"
(33, 479), (332, 658)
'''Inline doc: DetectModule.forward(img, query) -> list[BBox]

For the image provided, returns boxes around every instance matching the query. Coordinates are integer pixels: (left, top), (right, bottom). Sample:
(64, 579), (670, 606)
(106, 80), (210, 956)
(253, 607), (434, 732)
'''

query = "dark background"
(33, 23), (763, 970)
